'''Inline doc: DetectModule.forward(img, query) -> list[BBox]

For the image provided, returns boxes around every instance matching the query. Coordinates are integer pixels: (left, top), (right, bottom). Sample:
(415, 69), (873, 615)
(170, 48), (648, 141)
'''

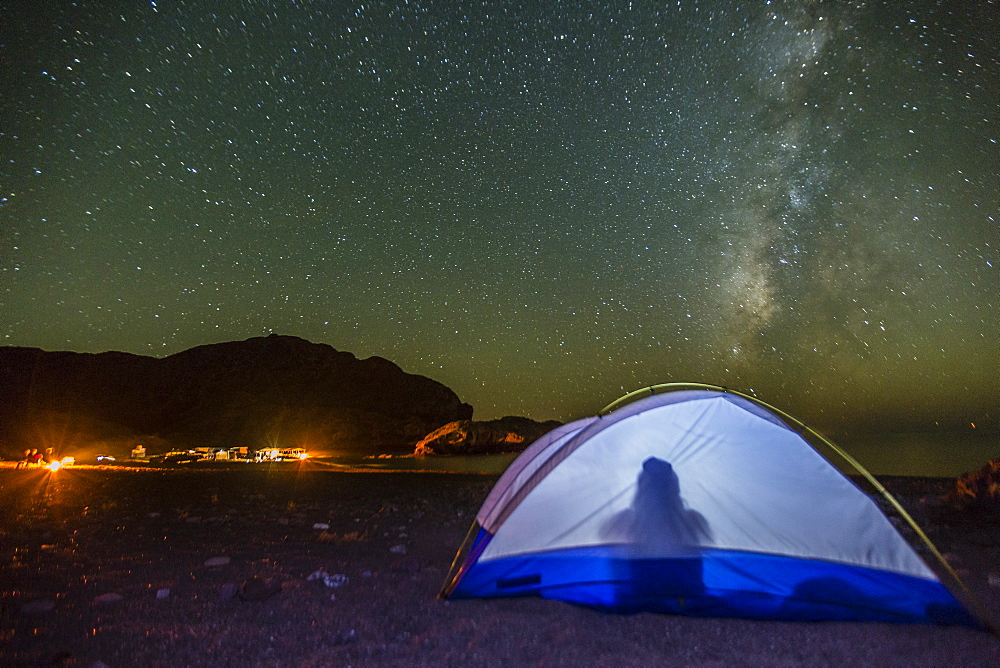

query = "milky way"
(3, 1), (997, 430)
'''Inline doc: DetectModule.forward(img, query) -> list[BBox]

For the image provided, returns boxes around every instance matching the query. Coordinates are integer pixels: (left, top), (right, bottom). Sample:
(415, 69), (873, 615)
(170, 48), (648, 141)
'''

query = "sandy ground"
(1, 463), (998, 667)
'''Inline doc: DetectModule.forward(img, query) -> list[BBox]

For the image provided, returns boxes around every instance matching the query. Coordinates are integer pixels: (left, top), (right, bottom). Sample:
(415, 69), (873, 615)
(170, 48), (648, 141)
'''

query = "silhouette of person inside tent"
(603, 457), (711, 607)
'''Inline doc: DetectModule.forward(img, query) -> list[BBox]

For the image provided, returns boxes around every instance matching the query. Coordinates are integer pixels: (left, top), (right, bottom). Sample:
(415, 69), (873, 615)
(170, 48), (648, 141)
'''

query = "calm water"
(829, 432), (998, 477)
(313, 452), (519, 474)
(316, 431), (998, 478)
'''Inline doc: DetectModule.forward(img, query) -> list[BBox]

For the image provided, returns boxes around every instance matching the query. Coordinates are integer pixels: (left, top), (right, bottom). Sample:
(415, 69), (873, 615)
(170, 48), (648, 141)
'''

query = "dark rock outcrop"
(0, 334), (472, 456)
(414, 416), (562, 456)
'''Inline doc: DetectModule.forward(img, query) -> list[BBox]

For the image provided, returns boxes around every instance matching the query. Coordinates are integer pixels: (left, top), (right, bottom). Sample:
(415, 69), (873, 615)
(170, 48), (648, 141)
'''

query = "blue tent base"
(448, 544), (981, 628)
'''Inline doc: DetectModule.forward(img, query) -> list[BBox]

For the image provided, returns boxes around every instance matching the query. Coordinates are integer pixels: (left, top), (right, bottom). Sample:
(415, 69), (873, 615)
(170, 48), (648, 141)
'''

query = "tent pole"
(439, 521), (481, 599)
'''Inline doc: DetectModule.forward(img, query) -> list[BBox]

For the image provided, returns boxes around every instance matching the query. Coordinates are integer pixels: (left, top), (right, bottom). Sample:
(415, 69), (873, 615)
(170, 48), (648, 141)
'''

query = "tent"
(440, 384), (987, 628)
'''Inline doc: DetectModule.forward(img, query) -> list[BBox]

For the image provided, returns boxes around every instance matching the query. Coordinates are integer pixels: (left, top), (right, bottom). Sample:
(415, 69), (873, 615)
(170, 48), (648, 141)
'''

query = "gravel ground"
(1, 464), (998, 666)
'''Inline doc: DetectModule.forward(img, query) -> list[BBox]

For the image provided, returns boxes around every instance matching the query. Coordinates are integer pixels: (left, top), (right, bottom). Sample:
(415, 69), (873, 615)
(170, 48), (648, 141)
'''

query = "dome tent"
(440, 384), (987, 628)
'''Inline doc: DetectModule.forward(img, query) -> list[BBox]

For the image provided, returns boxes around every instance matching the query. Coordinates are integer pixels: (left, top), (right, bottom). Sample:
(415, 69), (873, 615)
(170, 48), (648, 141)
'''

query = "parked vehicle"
(254, 447), (308, 462)
(148, 450), (203, 464)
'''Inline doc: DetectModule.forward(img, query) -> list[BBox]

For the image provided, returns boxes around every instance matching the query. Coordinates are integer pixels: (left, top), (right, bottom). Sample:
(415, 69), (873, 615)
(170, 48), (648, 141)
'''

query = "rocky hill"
(414, 416), (563, 456)
(0, 335), (472, 457)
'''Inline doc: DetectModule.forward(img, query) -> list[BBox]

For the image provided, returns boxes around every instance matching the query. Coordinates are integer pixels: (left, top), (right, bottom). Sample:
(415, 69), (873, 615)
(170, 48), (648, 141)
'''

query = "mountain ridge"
(0, 334), (473, 457)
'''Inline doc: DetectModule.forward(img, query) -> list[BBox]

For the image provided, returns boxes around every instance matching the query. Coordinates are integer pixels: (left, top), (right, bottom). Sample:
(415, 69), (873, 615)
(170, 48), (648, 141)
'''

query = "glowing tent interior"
(440, 384), (987, 628)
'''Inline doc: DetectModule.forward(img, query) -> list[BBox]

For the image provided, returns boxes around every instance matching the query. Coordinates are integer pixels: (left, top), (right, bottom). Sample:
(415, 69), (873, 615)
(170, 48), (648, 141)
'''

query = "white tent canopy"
(442, 386), (984, 627)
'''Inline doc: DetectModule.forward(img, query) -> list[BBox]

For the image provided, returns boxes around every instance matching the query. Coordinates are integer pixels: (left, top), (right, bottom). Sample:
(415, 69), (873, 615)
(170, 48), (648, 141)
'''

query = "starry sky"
(3, 1), (997, 431)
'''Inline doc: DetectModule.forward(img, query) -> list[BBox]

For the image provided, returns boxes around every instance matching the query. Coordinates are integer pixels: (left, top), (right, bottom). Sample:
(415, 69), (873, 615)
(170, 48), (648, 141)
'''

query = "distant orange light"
(971, 422), (976, 429)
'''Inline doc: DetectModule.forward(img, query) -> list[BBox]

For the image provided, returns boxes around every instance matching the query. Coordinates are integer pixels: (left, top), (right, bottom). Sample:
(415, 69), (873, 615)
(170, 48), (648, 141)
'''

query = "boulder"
(946, 459), (1000, 514)
(414, 416), (562, 456)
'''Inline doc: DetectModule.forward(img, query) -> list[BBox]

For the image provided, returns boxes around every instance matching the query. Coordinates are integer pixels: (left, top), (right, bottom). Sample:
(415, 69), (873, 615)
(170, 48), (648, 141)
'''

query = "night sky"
(3, 1), (997, 430)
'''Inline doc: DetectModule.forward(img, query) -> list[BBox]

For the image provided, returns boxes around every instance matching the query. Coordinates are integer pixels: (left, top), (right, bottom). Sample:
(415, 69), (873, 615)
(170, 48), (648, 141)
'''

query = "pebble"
(219, 583), (239, 601)
(389, 544), (407, 555)
(313, 522), (330, 530)
(203, 556), (231, 567)
(988, 573), (1000, 588)
(239, 576), (281, 601)
(307, 570), (348, 588)
(93, 592), (123, 605)
(156, 588), (170, 600)
(20, 599), (56, 614)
